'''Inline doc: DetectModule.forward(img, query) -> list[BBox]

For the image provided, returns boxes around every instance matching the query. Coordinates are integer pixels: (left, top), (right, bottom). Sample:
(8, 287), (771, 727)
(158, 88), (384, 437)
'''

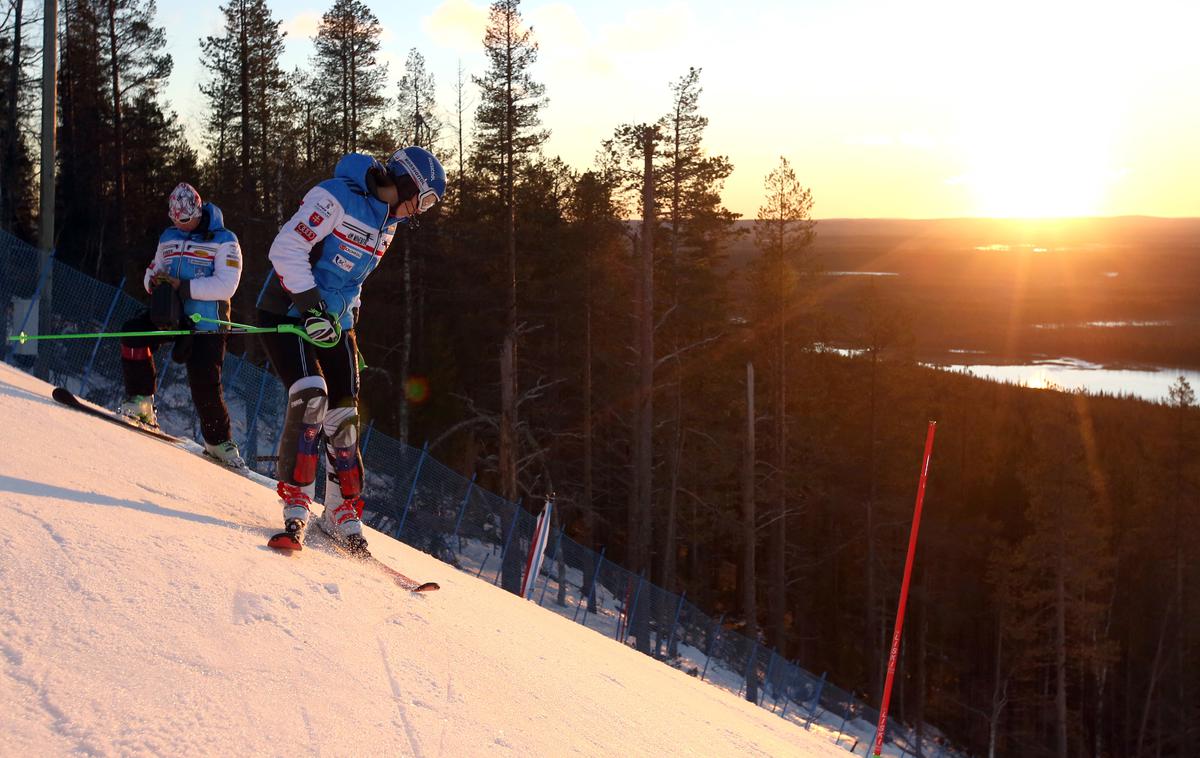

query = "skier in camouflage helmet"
(116, 182), (246, 469)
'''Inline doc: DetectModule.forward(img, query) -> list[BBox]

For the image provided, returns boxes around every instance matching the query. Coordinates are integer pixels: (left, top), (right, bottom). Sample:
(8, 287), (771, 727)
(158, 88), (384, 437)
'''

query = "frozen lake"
(933, 356), (1200, 403)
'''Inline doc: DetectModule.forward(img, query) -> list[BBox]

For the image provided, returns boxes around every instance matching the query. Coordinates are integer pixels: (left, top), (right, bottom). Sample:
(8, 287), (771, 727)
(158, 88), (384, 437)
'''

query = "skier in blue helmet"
(257, 146), (446, 553)
(387, 145), (447, 215)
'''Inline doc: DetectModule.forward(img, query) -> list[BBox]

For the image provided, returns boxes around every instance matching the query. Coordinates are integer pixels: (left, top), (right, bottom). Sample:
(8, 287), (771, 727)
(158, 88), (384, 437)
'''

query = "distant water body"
(934, 357), (1200, 403)
(823, 271), (899, 277)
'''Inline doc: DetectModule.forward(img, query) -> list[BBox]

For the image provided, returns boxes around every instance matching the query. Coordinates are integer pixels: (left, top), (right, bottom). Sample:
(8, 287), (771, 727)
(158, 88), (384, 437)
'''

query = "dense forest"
(3, 1), (1199, 755)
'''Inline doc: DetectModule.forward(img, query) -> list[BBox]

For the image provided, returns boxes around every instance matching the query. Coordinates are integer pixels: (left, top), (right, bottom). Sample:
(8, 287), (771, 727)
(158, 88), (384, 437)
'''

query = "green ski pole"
(190, 314), (341, 348)
(7, 314), (340, 349)
(7, 327), (199, 344)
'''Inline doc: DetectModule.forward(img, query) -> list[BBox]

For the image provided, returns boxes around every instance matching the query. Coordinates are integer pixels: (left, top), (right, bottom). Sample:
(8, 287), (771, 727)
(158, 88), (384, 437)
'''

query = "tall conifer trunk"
(238, 0), (252, 204)
(634, 126), (656, 580)
(1, 0), (24, 229)
(105, 0), (126, 250)
(742, 361), (758, 703)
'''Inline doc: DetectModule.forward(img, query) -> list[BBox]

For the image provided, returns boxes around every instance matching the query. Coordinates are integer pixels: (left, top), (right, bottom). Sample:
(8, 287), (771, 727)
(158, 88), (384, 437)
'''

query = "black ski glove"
(302, 307), (338, 345)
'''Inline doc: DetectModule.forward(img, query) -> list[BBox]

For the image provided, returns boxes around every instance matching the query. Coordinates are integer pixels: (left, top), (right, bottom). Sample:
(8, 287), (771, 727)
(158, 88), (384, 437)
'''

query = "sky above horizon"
(159, 0), (1200, 220)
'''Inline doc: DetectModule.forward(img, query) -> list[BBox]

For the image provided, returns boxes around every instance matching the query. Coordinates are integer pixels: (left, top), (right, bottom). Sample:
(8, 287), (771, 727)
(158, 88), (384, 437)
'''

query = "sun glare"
(960, 107), (1116, 218)
(945, 2), (1128, 219)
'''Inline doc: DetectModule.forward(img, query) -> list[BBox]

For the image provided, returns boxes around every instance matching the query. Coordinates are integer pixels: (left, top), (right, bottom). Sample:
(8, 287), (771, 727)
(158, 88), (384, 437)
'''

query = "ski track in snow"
(377, 635), (427, 758)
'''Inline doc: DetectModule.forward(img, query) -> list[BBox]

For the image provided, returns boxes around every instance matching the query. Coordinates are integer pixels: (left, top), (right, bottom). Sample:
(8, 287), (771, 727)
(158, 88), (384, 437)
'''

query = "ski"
(311, 517), (439, 593)
(51, 387), (184, 444)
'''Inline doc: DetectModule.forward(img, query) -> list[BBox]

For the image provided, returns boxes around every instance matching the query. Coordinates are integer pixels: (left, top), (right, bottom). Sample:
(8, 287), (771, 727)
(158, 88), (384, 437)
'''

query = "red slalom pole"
(873, 421), (937, 757)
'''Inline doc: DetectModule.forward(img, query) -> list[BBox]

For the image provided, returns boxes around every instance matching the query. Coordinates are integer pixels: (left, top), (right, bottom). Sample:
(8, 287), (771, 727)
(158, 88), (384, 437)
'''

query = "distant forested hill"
(721, 217), (1200, 367)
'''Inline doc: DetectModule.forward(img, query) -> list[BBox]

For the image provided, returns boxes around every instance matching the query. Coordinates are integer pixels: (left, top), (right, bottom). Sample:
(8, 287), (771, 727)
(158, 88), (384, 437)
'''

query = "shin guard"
(323, 404), (363, 499)
(277, 376), (328, 486)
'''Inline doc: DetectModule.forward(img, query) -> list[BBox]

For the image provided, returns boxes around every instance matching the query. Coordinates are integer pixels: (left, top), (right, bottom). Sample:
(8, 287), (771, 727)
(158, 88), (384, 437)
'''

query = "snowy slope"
(0, 362), (847, 757)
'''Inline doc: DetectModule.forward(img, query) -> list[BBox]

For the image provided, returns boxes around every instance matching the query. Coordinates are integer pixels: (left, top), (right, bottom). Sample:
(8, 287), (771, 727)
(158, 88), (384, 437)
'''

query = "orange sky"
(164, 0), (1200, 219)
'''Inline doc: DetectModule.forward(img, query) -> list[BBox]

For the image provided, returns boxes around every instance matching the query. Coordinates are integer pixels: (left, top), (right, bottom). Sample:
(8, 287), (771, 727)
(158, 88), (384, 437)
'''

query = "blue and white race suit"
(142, 202), (242, 331)
(257, 153), (401, 328)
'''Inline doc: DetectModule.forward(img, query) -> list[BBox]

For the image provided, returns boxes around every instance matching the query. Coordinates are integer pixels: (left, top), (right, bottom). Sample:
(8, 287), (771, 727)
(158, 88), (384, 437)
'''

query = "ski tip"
(267, 532), (303, 551)
(411, 582), (440, 593)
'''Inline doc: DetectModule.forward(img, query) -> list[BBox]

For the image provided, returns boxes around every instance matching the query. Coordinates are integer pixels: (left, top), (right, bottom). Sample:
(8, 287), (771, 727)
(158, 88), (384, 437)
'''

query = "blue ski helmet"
(386, 146), (446, 214)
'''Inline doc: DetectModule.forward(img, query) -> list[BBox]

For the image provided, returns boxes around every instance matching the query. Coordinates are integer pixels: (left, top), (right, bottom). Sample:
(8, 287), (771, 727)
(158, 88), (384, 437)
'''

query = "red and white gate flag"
(520, 498), (554, 599)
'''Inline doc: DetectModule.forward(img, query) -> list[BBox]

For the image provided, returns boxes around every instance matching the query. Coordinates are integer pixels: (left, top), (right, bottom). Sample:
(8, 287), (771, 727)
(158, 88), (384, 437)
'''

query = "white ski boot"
(277, 482), (313, 536)
(118, 395), (157, 427)
(320, 497), (369, 554)
(204, 439), (247, 470)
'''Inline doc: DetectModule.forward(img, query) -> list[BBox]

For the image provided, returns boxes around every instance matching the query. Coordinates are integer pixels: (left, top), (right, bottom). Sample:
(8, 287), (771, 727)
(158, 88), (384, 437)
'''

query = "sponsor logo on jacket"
(333, 254), (354, 272)
(339, 221), (374, 247)
(295, 223), (317, 242)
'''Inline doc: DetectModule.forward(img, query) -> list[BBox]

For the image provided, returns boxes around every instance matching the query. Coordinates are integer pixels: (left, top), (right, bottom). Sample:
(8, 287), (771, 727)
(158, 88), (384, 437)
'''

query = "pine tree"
(0, 0), (38, 238)
(312, 0), (387, 154)
(101, 0), (171, 249)
(387, 47), (442, 443)
(57, 0), (179, 283)
(198, 0), (289, 325)
(396, 48), (439, 149)
(472, 0), (547, 521)
(999, 394), (1115, 758)
(199, 0), (287, 213)
(751, 156), (815, 652)
(652, 68), (740, 627)
(564, 166), (626, 607)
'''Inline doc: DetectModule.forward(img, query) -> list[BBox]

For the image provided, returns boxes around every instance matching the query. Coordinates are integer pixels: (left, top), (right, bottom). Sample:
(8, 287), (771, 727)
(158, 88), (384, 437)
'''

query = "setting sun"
(958, 103), (1119, 218)
(943, 0), (1130, 218)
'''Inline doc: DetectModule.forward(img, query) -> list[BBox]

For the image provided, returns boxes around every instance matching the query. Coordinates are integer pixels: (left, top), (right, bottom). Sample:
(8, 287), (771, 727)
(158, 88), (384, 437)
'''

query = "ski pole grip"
(279, 323), (340, 349)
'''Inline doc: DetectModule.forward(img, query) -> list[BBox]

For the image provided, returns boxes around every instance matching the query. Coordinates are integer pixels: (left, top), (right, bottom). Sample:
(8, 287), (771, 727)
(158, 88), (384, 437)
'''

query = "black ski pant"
(119, 311), (232, 445)
(256, 309), (362, 496)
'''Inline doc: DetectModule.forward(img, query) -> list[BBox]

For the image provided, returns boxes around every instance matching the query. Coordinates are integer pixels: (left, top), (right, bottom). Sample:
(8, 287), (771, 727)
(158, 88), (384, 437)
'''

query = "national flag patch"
(309, 212), (324, 226)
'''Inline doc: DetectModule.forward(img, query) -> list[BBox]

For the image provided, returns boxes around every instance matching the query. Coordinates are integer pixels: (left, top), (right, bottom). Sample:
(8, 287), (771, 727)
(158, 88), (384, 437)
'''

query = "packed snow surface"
(0, 362), (845, 757)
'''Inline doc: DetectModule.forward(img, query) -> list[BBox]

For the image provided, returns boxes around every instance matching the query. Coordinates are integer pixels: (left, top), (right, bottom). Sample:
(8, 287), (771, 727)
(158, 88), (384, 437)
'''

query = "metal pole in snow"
(873, 421), (937, 757)
(623, 571), (646, 645)
(395, 442), (429, 539)
(666, 591), (686, 658)
(244, 362), (270, 460)
(741, 638), (760, 698)
(452, 474), (477, 542)
(701, 614), (725, 682)
(577, 547), (606, 626)
(493, 498), (522, 586)
(760, 650), (778, 706)
(79, 277), (125, 398)
(802, 671), (827, 729)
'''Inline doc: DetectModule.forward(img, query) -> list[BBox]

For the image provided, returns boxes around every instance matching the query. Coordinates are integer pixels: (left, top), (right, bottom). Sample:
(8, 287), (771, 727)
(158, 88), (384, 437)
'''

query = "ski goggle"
(392, 151), (441, 214)
(415, 188), (438, 214)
